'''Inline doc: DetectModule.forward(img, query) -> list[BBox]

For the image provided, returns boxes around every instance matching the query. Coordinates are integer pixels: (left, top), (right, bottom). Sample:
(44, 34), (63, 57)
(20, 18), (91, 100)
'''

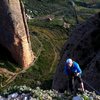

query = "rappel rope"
(83, 80), (100, 95)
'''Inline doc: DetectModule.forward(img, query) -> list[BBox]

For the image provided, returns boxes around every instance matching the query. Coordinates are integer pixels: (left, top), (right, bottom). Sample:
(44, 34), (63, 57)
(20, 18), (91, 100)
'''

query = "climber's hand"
(74, 73), (80, 76)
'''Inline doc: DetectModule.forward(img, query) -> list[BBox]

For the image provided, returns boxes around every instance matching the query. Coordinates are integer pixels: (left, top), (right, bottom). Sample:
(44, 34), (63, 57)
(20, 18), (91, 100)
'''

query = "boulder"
(72, 96), (84, 100)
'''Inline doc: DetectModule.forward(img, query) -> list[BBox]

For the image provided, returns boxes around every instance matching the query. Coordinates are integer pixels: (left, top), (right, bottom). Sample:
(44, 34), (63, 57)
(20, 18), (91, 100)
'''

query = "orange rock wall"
(0, 0), (34, 69)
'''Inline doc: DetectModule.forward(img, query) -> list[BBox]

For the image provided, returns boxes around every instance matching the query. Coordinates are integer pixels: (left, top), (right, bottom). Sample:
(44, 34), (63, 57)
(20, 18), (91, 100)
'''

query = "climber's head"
(66, 58), (73, 67)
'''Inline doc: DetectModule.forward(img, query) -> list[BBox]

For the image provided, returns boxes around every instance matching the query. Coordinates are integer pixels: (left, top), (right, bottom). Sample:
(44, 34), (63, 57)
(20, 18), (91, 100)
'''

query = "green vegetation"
(0, 16), (68, 91)
(23, 0), (100, 22)
(1, 86), (100, 100)
(0, 0), (100, 90)
(10, 22), (68, 89)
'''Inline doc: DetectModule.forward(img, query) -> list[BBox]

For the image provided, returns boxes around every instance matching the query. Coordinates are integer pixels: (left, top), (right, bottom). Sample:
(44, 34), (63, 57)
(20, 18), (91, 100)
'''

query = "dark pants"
(68, 74), (83, 92)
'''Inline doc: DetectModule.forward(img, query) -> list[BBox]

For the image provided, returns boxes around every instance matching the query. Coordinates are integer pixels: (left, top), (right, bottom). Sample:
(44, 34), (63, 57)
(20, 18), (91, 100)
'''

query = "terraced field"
(0, 20), (68, 91)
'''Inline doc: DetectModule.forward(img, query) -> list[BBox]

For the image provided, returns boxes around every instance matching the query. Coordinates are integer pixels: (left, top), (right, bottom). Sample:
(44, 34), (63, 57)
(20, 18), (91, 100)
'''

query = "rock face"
(0, 0), (34, 68)
(52, 13), (100, 92)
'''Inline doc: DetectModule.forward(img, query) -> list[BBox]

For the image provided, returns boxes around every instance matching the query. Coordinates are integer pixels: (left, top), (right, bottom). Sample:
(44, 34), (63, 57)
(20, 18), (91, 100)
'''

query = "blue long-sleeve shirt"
(64, 61), (82, 76)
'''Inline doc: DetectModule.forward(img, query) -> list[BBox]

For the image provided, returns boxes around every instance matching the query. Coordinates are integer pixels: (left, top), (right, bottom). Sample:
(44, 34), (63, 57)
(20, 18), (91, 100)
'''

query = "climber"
(64, 58), (84, 93)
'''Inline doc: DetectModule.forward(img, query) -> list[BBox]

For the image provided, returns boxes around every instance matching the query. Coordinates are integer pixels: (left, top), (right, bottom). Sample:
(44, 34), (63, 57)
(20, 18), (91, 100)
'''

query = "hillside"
(22, 0), (100, 23)
(0, 0), (100, 92)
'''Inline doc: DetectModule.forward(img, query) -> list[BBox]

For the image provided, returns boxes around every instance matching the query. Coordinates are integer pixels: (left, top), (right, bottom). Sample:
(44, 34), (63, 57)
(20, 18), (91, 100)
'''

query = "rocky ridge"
(0, 86), (100, 100)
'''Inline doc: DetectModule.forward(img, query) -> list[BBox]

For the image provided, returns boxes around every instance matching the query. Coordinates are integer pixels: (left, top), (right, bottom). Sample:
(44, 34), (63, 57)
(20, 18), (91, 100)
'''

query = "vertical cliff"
(0, 0), (34, 69)
(52, 13), (100, 92)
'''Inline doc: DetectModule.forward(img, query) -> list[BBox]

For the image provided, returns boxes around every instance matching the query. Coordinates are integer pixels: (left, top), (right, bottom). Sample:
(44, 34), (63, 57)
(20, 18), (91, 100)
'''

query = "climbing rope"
(69, 77), (100, 95)
(83, 80), (100, 95)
